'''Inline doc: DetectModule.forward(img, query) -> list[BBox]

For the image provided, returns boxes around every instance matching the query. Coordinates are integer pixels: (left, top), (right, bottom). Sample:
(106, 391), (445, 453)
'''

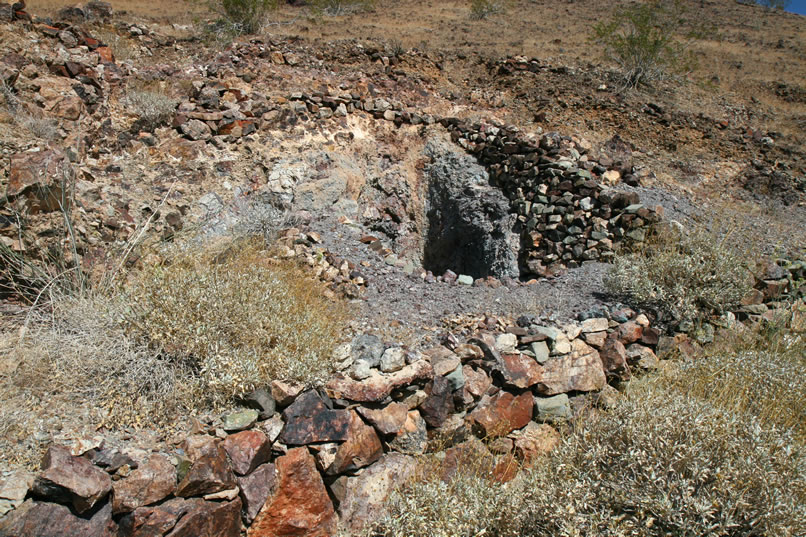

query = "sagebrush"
(122, 85), (179, 131)
(604, 223), (753, 324)
(469, 0), (508, 20)
(207, 0), (278, 34)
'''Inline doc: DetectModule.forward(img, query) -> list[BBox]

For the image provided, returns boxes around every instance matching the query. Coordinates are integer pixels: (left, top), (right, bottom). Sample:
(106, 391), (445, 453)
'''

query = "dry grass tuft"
(122, 84), (179, 132)
(605, 222), (754, 324)
(123, 237), (349, 404)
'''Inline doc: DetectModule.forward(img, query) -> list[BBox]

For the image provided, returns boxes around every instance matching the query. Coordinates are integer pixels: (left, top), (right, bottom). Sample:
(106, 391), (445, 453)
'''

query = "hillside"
(0, 1), (804, 536)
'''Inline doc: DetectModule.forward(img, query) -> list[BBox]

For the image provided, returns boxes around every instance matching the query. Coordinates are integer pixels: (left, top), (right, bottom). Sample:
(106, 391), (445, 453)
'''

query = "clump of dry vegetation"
(122, 83), (179, 131)
(1, 82), (60, 141)
(468, 0), (509, 20)
(311, 0), (375, 16)
(0, 236), (348, 468)
(605, 223), (753, 325)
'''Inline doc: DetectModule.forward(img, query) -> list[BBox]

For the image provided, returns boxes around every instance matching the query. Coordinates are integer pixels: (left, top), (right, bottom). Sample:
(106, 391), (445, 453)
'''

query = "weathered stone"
(242, 388), (276, 420)
(626, 344), (659, 370)
(120, 497), (241, 537)
(583, 330), (608, 348)
(351, 334), (384, 367)
(444, 365), (465, 391)
(112, 453), (175, 514)
(426, 346), (461, 377)
(356, 402), (408, 436)
(222, 409), (259, 432)
(534, 393), (572, 422)
(467, 391), (533, 437)
(182, 435), (217, 462)
(180, 119), (212, 141)
(327, 411), (383, 475)
(281, 390), (351, 445)
(7, 149), (74, 214)
(536, 339), (606, 395)
(454, 343), (484, 361)
(599, 336), (630, 381)
(530, 340), (551, 364)
(0, 470), (34, 518)
(462, 365), (492, 400)
(222, 430), (272, 476)
(249, 448), (337, 537)
(0, 500), (116, 537)
(325, 360), (433, 402)
(580, 317), (609, 333)
(511, 422), (560, 466)
(495, 352), (543, 389)
(175, 443), (236, 498)
(494, 333), (518, 353)
(419, 375), (455, 428)
(32, 445), (112, 514)
(640, 326), (660, 346)
(237, 463), (276, 524)
(388, 410), (427, 455)
(338, 453), (416, 533)
(614, 321), (643, 345)
(270, 380), (304, 407)
(261, 415), (284, 444)
(379, 347), (406, 373)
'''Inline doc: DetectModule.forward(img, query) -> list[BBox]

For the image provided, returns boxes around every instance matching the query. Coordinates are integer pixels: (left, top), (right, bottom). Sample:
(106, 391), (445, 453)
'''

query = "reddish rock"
(536, 340), (607, 395)
(280, 390), (351, 445)
(338, 453), (416, 533)
(419, 375), (455, 428)
(356, 402), (408, 436)
(182, 435), (218, 461)
(32, 445), (111, 514)
(96, 46), (114, 63)
(626, 344), (659, 370)
(0, 500), (116, 537)
(614, 321), (643, 345)
(175, 443), (235, 498)
(112, 453), (176, 514)
(495, 352), (544, 389)
(467, 391), (533, 437)
(237, 463), (276, 524)
(223, 430), (272, 476)
(327, 411), (383, 475)
(249, 448), (337, 537)
(120, 497), (241, 537)
(511, 422), (560, 467)
(639, 326), (660, 346)
(7, 149), (74, 214)
(425, 346), (461, 376)
(599, 336), (630, 382)
(325, 360), (433, 403)
(388, 410), (428, 455)
(462, 365), (492, 400)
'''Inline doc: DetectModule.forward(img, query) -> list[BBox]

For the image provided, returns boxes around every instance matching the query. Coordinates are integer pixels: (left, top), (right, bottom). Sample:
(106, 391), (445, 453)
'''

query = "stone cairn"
(1, 310), (664, 537)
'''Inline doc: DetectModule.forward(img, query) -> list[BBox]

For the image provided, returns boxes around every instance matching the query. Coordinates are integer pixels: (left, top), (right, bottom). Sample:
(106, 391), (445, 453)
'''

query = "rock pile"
(1, 310), (664, 537)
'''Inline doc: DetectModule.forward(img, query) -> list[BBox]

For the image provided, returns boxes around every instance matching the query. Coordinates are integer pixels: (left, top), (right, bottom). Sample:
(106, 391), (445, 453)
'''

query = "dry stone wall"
(1, 310), (665, 537)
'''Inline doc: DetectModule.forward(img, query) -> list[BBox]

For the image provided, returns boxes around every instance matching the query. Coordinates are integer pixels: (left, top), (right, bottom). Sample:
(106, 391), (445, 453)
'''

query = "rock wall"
(1, 310), (667, 537)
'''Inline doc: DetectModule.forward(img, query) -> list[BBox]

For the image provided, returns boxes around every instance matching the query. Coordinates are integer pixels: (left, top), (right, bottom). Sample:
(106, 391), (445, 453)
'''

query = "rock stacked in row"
(1, 309), (665, 537)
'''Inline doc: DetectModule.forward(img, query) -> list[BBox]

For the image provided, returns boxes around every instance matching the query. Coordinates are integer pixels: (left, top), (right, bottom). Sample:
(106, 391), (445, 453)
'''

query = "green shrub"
(124, 237), (348, 404)
(592, 1), (703, 89)
(604, 223), (753, 324)
(469, 0), (508, 20)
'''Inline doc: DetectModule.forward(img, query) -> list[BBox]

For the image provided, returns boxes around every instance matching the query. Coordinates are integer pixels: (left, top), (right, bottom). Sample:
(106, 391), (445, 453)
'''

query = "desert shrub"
(122, 86), (179, 131)
(310, 0), (374, 16)
(1, 82), (60, 140)
(469, 0), (508, 20)
(515, 385), (806, 536)
(604, 223), (753, 324)
(206, 0), (279, 34)
(592, 1), (703, 89)
(123, 237), (348, 404)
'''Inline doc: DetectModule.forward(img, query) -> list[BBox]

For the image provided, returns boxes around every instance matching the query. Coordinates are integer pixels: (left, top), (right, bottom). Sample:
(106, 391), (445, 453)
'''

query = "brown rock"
(511, 422), (560, 467)
(467, 391), (533, 437)
(338, 453), (416, 533)
(0, 500), (116, 537)
(7, 149), (74, 214)
(356, 402), (408, 436)
(626, 344), (659, 370)
(32, 445), (112, 514)
(388, 410), (427, 455)
(182, 435), (218, 462)
(419, 375), (455, 427)
(222, 430), (272, 476)
(462, 365), (492, 400)
(495, 352), (543, 389)
(249, 448), (337, 537)
(537, 339), (607, 395)
(583, 330), (608, 348)
(280, 390), (351, 445)
(425, 346), (461, 376)
(237, 463), (276, 524)
(599, 336), (630, 382)
(112, 453), (176, 514)
(125, 497), (241, 537)
(175, 443), (236, 498)
(325, 360), (434, 402)
(327, 411), (383, 475)
(454, 343), (484, 361)
(640, 326), (660, 346)
(614, 321), (643, 345)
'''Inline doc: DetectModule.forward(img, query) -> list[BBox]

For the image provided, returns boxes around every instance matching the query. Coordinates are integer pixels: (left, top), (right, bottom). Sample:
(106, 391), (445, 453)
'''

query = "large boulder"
(280, 390), (351, 445)
(0, 500), (116, 537)
(31, 446), (111, 514)
(536, 340), (606, 395)
(467, 391), (533, 437)
(112, 453), (176, 514)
